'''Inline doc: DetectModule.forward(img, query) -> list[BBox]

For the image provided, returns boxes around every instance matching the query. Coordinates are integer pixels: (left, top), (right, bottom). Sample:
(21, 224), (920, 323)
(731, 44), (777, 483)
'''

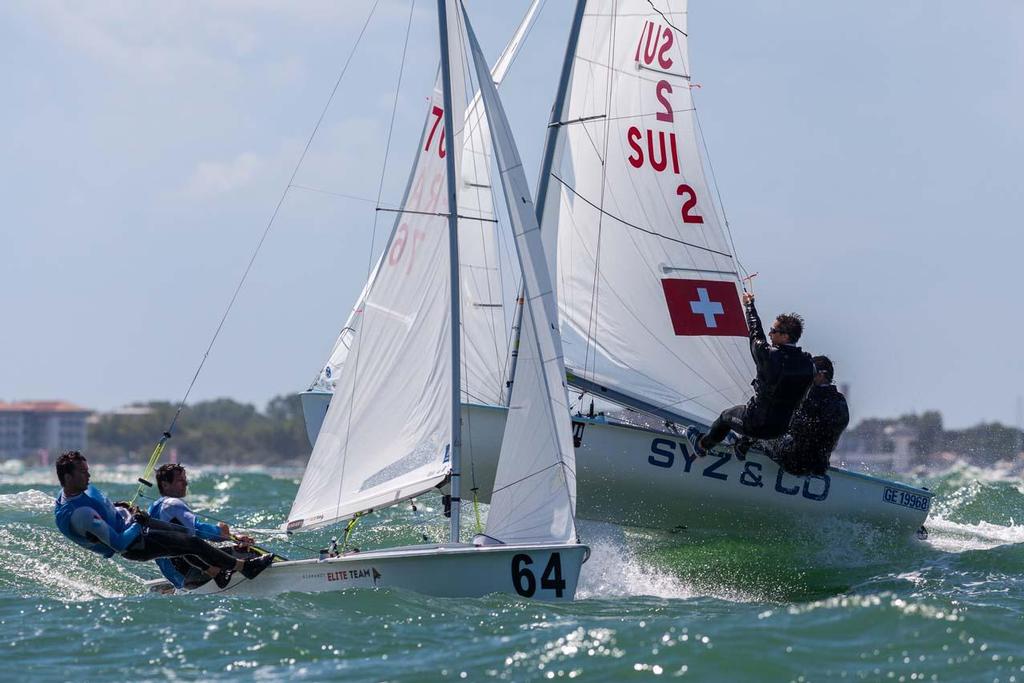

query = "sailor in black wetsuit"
(685, 293), (815, 455)
(767, 355), (850, 475)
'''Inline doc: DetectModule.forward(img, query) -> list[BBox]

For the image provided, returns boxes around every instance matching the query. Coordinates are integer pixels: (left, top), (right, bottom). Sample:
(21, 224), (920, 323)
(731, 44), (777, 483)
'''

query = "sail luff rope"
(582, 1), (620, 383)
(131, 0), (384, 504)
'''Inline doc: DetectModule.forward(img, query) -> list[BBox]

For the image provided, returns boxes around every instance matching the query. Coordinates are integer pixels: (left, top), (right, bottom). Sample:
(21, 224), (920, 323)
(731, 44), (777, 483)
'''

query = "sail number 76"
(511, 553), (565, 598)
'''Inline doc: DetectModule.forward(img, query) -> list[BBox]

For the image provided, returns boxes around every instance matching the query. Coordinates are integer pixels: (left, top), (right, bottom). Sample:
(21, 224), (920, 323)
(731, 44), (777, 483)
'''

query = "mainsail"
(311, 0), (544, 407)
(538, 0), (755, 424)
(287, 3), (468, 531)
(463, 5), (578, 545)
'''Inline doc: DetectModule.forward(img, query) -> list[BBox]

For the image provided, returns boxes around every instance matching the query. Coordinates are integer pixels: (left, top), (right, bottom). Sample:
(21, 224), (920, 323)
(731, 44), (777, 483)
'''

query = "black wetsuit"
(703, 301), (815, 448)
(772, 383), (850, 476)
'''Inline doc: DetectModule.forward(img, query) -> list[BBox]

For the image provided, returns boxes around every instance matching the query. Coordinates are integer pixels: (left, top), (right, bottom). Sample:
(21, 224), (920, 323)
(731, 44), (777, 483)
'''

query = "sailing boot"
(214, 570), (234, 589)
(684, 426), (708, 458)
(241, 554), (275, 580)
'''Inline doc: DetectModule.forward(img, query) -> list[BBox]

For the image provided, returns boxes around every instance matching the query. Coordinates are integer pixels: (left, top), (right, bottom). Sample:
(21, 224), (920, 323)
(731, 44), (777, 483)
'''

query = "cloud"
(21, 1), (411, 82)
(182, 152), (265, 198)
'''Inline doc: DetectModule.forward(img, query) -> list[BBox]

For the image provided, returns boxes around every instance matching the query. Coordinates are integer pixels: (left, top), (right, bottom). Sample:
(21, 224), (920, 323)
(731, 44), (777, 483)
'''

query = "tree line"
(88, 394), (311, 465)
(87, 396), (1024, 467)
(837, 410), (1024, 465)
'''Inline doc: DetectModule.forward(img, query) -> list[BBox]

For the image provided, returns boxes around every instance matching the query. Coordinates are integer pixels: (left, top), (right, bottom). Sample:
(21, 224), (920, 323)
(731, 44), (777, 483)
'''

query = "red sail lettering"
(655, 81), (673, 122)
(677, 184), (704, 224)
(670, 133), (680, 175)
(425, 105), (443, 154)
(389, 224), (409, 265)
(634, 21), (648, 62)
(627, 126), (644, 168)
(658, 28), (674, 69)
(642, 23), (660, 65)
(647, 130), (668, 172)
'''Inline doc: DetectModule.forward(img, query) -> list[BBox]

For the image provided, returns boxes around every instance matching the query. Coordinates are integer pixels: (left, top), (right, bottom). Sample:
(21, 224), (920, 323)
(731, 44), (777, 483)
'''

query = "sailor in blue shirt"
(149, 463), (255, 589)
(53, 451), (273, 587)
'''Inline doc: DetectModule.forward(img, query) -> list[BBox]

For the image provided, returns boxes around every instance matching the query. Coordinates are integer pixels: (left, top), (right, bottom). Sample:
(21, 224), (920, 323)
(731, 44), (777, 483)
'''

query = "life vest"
(54, 485), (126, 558)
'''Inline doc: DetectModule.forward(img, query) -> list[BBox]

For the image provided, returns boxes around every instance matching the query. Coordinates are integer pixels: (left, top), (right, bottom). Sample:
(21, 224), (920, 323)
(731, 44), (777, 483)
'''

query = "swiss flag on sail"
(661, 279), (748, 337)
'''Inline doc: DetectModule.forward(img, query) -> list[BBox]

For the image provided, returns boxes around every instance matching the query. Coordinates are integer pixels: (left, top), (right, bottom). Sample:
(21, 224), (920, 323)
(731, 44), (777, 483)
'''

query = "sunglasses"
(769, 327), (783, 335)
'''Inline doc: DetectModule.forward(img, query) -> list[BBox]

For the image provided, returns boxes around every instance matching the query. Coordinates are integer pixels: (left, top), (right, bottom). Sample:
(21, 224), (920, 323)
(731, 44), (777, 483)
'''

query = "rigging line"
(368, 0), (417, 281)
(162, 0), (383, 439)
(550, 173), (733, 258)
(500, 0), (549, 77)
(289, 183), (397, 208)
(330, 0), (407, 525)
(646, 0), (687, 37)
(488, 460), (576, 497)
(584, 1), (620, 381)
(692, 106), (748, 280)
(452, 4), (478, 495)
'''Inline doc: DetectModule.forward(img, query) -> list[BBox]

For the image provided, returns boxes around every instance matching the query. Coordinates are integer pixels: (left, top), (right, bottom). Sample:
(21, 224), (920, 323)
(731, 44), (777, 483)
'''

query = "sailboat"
(147, 0), (587, 599)
(301, 0), (934, 541)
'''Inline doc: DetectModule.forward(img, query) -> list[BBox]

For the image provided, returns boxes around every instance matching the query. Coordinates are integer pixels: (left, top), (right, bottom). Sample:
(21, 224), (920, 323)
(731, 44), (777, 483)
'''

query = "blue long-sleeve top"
(148, 496), (226, 588)
(54, 485), (142, 558)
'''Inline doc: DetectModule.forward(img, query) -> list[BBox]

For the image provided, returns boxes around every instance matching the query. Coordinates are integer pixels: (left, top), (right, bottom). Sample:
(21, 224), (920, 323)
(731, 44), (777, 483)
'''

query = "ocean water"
(2, 462), (1021, 681)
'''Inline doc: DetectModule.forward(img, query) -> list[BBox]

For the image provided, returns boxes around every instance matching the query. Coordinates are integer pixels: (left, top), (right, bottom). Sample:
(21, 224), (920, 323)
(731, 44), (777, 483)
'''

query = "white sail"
(462, 5), (577, 545)
(540, 0), (755, 424)
(312, 1), (544, 407)
(287, 6), (467, 531)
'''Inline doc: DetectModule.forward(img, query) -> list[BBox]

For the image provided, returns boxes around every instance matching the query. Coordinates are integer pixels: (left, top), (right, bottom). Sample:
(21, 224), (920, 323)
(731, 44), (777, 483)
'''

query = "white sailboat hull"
(301, 392), (933, 538)
(146, 543), (587, 601)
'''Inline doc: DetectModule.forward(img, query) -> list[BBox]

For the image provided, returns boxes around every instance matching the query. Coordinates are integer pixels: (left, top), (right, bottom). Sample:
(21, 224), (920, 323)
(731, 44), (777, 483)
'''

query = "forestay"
(462, 6), (577, 545)
(287, 5), (468, 531)
(311, 1), (544, 407)
(539, 0), (755, 424)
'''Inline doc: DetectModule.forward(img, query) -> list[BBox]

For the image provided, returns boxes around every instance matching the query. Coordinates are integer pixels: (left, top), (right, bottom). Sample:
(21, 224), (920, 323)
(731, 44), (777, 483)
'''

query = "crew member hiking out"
(685, 293), (815, 456)
(766, 355), (850, 475)
(149, 463), (257, 590)
(53, 451), (273, 585)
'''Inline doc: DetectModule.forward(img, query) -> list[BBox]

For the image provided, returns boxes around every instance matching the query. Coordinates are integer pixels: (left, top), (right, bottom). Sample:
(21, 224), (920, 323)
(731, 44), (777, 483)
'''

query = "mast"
(437, 0), (463, 544)
(534, 0), (587, 227)
(505, 0), (587, 397)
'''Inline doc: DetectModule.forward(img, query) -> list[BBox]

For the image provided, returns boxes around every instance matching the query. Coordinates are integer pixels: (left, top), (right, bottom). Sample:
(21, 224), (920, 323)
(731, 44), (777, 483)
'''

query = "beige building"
(0, 401), (91, 460)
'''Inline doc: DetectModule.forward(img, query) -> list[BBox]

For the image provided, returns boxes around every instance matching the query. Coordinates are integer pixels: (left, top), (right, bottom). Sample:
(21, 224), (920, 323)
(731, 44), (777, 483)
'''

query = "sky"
(1, 1), (1022, 430)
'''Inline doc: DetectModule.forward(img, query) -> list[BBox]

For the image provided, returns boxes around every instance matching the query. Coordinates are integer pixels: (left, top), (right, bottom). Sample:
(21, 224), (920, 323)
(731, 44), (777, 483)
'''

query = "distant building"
(0, 401), (91, 460)
(837, 422), (917, 473)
